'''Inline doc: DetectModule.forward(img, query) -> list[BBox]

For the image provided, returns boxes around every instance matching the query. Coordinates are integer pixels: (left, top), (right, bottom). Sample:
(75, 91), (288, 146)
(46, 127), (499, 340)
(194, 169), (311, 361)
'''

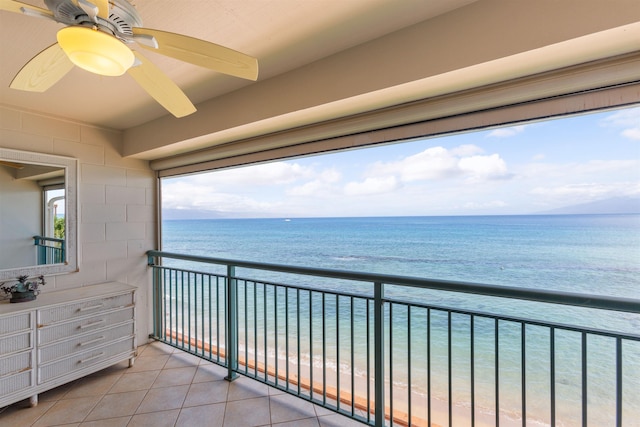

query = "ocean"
(161, 214), (640, 426)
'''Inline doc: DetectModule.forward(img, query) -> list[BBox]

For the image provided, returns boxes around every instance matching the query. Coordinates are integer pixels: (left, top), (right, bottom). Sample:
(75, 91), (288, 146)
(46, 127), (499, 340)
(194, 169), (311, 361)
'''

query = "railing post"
(374, 281), (385, 427)
(60, 239), (65, 264)
(34, 237), (43, 265)
(147, 254), (162, 340)
(225, 265), (239, 381)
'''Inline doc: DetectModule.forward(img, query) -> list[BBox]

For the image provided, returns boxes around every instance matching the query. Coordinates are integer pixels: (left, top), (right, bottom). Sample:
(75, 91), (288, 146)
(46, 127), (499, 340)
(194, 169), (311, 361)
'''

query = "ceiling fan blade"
(127, 51), (197, 118)
(91, 0), (109, 19)
(0, 160), (25, 169)
(132, 27), (258, 81)
(0, 0), (54, 19)
(10, 43), (73, 92)
(73, 0), (109, 20)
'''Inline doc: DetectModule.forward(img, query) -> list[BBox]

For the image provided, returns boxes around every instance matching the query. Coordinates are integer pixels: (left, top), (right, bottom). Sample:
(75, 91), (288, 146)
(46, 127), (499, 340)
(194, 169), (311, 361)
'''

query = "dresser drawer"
(0, 370), (33, 396)
(38, 321), (134, 364)
(38, 337), (134, 383)
(0, 332), (32, 357)
(0, 312), (32, 336)
(0, 351), (32, 377)
(0, 283), (135, 408)
(38, 293), (134, 325)
(38, 307), (134, 345)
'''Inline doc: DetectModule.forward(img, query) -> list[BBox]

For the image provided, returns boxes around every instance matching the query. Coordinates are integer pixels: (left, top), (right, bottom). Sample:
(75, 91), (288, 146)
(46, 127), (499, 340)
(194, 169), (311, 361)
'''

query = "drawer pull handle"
(78, 304), (104, 312)
(78, 336), (105, 347)
(78, 352), (105, 364)
(78, 319), (105, 330)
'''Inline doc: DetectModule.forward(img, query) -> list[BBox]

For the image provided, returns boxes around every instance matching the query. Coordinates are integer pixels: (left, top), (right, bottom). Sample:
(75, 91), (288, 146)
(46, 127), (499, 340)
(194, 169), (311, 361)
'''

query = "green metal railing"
(34, 235), (65, 265)
(147, 250), (640, 427)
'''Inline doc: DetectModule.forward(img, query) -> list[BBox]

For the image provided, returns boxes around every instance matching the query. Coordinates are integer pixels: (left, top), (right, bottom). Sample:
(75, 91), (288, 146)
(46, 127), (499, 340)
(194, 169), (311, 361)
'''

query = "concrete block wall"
(0, 105), (155, 342)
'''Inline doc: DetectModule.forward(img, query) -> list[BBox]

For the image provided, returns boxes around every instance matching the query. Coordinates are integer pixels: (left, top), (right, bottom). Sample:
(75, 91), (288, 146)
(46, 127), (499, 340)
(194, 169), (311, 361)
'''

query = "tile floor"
(0, 341), (365, 427)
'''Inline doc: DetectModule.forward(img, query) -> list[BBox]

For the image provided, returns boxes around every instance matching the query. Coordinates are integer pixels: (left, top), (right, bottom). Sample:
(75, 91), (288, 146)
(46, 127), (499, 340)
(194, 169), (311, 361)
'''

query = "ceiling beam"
(123, 0), (640, 160)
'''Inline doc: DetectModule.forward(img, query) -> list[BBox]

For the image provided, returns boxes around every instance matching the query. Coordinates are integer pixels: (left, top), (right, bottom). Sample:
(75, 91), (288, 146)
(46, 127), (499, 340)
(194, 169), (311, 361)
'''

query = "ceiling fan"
(0, 0), (259, 117)
(0, 160), (25, 169)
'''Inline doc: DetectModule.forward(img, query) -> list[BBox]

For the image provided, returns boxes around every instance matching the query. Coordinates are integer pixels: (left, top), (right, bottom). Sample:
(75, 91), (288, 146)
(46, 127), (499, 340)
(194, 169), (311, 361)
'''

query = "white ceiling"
(0, 0), (475, 130)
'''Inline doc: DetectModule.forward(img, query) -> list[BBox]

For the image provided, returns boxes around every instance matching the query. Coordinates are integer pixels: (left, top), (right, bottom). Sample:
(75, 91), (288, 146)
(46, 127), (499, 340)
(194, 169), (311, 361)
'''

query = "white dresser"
(0, 282), (136, 408)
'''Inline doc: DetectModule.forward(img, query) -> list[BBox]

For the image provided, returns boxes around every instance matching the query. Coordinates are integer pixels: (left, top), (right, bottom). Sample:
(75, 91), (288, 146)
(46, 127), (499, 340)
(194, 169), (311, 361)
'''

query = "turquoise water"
(163, 214), (638, 293)
(162, 214), (640, 426)
(163, 214), (639, 330)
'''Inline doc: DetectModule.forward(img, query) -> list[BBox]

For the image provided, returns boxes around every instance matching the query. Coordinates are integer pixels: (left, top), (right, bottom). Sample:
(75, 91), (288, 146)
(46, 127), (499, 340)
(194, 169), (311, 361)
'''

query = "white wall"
(0, 165), (41, 268)
(0, 106), (156, 342)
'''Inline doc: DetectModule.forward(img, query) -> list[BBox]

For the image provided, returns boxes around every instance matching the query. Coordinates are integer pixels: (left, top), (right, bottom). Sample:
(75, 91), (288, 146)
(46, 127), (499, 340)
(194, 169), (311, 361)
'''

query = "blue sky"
(162, 106), (640, 218)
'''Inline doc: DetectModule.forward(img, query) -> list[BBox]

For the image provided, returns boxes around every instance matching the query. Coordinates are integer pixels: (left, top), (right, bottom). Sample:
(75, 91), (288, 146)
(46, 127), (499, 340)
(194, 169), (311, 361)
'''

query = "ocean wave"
(329, 253), (478, 266)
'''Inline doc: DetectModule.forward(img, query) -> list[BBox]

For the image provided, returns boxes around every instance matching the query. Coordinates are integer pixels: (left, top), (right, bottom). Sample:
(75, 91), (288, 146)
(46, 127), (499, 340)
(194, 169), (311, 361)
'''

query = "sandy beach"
(166, 330), (550, 427)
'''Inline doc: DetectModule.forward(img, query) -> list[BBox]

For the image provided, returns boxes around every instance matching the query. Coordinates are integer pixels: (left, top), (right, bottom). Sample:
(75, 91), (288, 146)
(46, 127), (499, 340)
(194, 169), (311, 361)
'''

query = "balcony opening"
(153, 106), (639, 427)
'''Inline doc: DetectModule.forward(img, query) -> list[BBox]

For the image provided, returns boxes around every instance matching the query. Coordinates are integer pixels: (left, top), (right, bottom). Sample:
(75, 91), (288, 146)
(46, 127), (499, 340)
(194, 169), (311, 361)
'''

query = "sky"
(161, 106), (640, 218)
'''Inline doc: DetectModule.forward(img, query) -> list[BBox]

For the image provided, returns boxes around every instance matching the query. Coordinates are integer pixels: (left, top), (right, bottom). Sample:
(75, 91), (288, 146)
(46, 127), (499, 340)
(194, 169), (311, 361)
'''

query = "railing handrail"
(147, 250), (640, 314)
(33, 235), (65, 244)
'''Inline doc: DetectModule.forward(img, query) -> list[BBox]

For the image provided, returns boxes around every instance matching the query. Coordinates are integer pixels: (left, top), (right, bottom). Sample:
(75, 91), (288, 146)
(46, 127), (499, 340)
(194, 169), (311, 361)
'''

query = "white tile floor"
(0, 341), (366, 427)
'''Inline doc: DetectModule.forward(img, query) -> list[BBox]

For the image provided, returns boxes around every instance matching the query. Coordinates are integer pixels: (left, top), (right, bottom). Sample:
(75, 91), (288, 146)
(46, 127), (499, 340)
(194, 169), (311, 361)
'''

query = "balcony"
(1, 250), (638, 426)
(147, 251), (639, 427)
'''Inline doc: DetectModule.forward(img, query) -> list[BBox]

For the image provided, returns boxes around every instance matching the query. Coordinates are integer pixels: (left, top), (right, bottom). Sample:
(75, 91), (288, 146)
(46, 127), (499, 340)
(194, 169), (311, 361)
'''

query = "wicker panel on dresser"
(0, 312), (34, 402)
(0, 282), (136, 408)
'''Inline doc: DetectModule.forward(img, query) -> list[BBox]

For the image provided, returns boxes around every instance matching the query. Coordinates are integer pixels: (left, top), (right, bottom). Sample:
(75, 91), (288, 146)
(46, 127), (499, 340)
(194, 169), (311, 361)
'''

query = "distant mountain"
(537, 196), (640, 215)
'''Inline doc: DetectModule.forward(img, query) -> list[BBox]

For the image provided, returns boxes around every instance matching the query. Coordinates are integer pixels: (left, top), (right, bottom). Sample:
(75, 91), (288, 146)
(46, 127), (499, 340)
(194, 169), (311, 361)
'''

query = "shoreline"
(165, 330), (547, 427)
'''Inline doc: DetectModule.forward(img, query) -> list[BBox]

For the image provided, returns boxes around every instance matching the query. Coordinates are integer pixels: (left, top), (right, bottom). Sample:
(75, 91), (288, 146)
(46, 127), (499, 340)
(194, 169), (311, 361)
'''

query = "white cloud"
(286, 168), (342, 196)
(344, 176), (400, 196)
(399, 147), (461, 181)
(368, 146), (456, 181)
(519, 159), (639, 179)
(458, 154), (509, 180)
(319, 168), (342, 183)
(161, 107), (640, 218)
(340, 145), (511, 201)
(450, 144), (484, 156)
(162, 161), (318, 214)
(601, 107), (640, 141)
(622, 128), (640, 140)
(164, 187), (282, 214)
(184, 161), (313, 188)
(366, 144), (510, 184)
(570, 159), (638, 175)
(487, 125), (527, 138)
(514, 158), (640, 209)
(287, 181), (324, 196)
(529, 183), (639, 200)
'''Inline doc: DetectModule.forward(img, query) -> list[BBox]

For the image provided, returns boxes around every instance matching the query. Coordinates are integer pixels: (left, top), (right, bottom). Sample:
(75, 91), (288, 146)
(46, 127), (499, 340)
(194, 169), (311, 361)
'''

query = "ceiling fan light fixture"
(57, 26), (135, 76)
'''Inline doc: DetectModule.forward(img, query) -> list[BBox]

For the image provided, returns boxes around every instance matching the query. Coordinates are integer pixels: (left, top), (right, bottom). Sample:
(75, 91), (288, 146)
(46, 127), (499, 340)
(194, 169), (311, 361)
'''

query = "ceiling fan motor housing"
(44, 0), (143, 37)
